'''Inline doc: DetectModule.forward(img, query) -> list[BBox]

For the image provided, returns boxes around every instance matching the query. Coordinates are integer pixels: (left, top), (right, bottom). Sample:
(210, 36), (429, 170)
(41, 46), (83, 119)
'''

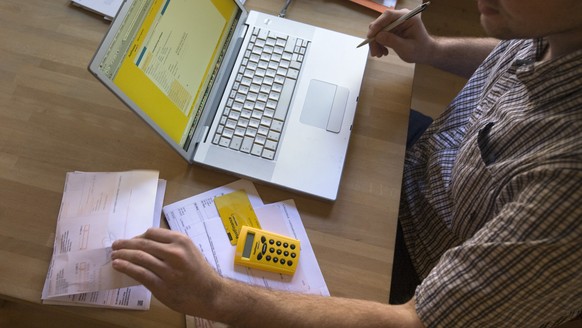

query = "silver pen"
(357, 1), (430, 48)
(279, 0), (293, 18)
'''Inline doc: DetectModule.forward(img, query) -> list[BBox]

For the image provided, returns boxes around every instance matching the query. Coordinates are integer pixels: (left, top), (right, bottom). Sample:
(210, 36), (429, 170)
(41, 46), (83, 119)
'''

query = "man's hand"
(111, 228), (223, 317)
(367, 8), (434, 62)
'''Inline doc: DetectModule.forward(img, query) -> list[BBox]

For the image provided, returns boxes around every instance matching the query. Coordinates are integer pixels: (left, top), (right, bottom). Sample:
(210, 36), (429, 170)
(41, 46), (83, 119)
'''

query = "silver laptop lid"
(89, 0), (249, 161)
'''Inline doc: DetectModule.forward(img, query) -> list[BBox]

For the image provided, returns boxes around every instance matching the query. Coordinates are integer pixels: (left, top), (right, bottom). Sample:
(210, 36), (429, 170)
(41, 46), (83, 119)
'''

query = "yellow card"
(214, 190), (261, 245)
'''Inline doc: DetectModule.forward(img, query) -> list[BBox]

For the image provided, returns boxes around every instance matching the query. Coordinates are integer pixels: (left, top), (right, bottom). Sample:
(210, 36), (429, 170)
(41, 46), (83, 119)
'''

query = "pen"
(356, 1), (430, 48)
(279, 0), (293, 18)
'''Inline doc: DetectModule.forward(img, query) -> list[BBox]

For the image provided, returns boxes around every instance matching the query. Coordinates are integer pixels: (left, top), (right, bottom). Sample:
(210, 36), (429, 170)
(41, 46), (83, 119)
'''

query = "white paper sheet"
(42, 171), (165, 310)
(71, 0), (124, 20)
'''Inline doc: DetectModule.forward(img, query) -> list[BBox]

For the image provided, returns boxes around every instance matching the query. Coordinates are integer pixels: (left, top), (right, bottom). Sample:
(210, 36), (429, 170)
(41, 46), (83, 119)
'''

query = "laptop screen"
(97, 0), (241, 148)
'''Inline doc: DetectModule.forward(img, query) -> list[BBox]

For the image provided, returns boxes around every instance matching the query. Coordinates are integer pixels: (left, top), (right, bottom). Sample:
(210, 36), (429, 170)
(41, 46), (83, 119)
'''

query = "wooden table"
(0, 0), (417, 326)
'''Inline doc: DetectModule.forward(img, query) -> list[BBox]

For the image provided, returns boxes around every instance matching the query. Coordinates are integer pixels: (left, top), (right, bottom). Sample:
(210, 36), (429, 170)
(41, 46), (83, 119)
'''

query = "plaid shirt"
(399, 39), (582, 327)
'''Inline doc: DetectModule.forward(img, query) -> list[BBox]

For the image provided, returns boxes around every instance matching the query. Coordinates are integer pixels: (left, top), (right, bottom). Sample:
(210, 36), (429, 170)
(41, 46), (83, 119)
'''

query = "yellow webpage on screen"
(112, 0), (237, 145)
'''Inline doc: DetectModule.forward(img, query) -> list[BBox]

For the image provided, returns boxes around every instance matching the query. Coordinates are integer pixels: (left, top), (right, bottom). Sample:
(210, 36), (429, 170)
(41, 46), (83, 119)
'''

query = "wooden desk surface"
(0, 0), (416, 326)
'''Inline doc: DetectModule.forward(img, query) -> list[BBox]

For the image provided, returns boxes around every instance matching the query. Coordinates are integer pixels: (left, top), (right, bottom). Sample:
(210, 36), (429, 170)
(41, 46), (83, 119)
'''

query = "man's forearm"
(426, 37), (500, 79)
(205, 278), (425, 328)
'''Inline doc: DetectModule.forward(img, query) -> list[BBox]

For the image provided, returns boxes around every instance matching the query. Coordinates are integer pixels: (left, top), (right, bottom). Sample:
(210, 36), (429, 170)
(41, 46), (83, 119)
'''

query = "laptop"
(89, 0), (369, 201)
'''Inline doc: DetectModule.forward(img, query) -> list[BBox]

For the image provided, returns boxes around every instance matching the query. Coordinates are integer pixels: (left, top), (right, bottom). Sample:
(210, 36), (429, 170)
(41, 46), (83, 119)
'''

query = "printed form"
(164, 179), (329, 328)
(163, 179), (329, 293)
(41, 170), (166, 310)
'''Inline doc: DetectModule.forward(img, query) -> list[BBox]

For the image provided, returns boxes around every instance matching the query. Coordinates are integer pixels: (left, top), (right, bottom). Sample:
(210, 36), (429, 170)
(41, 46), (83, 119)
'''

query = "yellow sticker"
(214, 190), (262, 245)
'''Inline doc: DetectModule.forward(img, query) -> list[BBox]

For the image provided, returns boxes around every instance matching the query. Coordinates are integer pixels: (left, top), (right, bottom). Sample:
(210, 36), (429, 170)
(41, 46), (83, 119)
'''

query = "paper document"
(164, 180), (328, 327)
(41, 170), (166, 310)
(71, 0), (123, 20)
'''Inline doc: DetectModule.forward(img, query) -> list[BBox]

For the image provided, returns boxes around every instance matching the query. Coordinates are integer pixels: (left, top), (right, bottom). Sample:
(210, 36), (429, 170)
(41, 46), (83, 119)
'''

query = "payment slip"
(214, 189), (262, 245)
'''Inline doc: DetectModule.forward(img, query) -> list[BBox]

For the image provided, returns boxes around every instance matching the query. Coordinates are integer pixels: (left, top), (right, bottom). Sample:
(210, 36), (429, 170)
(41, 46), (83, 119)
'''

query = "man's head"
(476, 0), (582, 57)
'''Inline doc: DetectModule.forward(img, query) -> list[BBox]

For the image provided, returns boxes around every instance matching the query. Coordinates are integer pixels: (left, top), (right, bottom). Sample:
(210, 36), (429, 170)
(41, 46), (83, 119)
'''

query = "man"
(111, 0), (582, 326)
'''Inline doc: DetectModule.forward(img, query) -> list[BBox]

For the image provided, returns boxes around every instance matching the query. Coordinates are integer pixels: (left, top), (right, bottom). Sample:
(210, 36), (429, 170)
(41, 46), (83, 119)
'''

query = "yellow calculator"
(234, 226), (300, 275)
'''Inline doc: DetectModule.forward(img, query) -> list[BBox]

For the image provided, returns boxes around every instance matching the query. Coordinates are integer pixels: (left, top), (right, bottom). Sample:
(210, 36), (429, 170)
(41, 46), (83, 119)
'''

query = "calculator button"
(287, 261), (293, 266)
(257, 253), (263, 260)
(284, 251), (289, 257)
(283, 242), (288, 248)
(261, 236), (266, 243)
(269, 239), (275, 245)
(273, 257), (279, 263)
(262, 244), (267, 254)
(270, 247), (275, 253)
(291, 252), (296, 258)
(266, 255), (271, 261)
(280, 259), (286, 265)
(276, 249), (282, 255)
(276, 241), (282, 246)
(290, 244), (296, 250)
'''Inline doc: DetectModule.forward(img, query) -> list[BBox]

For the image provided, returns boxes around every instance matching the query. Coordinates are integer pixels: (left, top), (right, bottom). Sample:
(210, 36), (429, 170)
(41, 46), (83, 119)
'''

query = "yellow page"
(214, 190), (262, 245)
(113, 0), (236, 145)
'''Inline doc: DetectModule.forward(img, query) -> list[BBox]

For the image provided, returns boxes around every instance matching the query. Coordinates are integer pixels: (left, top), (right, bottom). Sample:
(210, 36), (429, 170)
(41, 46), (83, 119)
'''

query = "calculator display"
(242, 232), (255, 258)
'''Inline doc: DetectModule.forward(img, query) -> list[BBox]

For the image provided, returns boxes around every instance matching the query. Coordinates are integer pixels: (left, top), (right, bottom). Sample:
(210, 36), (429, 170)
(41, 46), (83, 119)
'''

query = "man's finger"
(142, 228), (182, 243)
(111, 248), (170, 280)
(111, 256), (163, 291)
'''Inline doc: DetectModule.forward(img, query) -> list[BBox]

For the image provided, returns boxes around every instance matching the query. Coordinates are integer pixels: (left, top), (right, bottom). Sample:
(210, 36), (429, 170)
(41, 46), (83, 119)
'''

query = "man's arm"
(425, 37), (500, 79)
(111, 228), (425, 328)
(217, 278), (423, 328)
(367, 9), (499, 79)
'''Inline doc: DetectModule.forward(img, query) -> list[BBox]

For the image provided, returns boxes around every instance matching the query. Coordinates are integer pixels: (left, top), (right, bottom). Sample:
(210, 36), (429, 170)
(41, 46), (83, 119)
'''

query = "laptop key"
(249, 118), (260, 129)
(256, 134), (267, 144)
(235, 126), (246, 137)
(287, 68), (299, 80)
(271, 120), (283, 132)
(268, 130), (280, 141)
(230, 136), (243, 150)
(246, 127), (257, 137)
(266, 37), (276, 47)
(289, 60), (301, 70)
(265, 140), (277, 151)
(226, 119), (237, 129)
(212, 133), (221, 144)
(264, 108), (274, 118)
(223, 128), (234, 139)
(241, 136), (253, 153)
(258, 29), (269, 40)
(274, 78), (295, 121)
(251, 144), (263, 156)
(262, 149), (275, 160)
(285, 37), (295, 52)
(219, 137), (230, 147)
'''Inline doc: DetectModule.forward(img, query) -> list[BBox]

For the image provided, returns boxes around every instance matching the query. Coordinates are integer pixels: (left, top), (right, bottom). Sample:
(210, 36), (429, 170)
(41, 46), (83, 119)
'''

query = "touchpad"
(300, 79), (349, 133)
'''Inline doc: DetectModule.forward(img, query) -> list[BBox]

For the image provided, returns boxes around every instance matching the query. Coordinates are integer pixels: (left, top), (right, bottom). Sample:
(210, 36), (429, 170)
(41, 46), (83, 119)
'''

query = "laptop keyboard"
(212, 27), (310, 160)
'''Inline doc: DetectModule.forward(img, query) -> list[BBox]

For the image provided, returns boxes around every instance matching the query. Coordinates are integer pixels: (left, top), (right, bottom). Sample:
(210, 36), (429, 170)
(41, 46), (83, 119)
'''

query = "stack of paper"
(163, 179), (328, 327)
(41, 170), (166, 309)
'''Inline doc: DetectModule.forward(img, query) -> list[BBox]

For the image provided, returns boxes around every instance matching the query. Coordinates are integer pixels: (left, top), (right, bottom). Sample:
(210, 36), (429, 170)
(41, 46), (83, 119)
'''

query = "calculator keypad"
(259, 238), (297, 268)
